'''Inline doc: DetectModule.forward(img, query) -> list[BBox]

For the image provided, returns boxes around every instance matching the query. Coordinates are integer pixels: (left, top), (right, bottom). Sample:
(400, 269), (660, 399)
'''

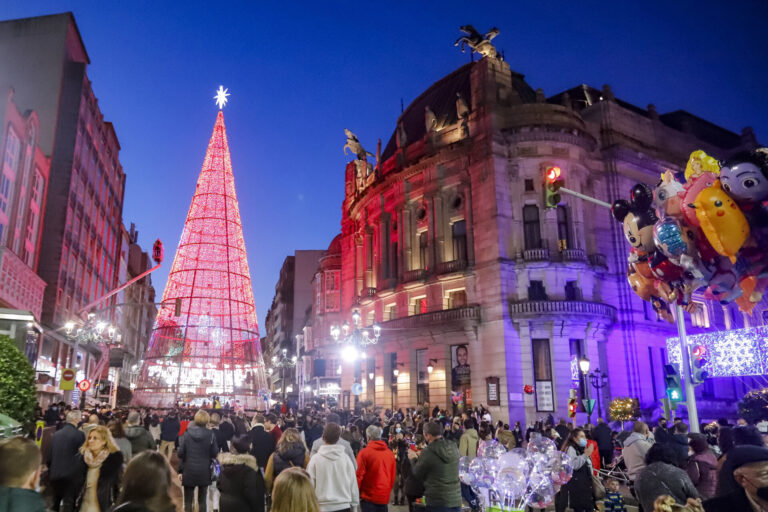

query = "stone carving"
(343, 129), (374, 192)
(456, 93), (469, 138)
(396, 122), (407, 150)
(454, 25), (499, 58)
(425, 106), (437, 133)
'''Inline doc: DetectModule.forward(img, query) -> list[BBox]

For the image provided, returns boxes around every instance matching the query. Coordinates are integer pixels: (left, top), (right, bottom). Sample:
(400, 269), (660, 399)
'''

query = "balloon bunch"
(459, 436), (573, 511)
(612, 148), (768, 321)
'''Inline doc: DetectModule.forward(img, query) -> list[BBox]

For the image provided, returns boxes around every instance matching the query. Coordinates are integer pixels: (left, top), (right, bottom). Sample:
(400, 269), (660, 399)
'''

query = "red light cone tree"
(134, 100), (268, 409)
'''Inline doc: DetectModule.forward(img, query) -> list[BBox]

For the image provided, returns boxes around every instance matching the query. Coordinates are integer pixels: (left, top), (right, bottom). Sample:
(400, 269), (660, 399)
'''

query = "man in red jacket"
(356, 424), (396, 512)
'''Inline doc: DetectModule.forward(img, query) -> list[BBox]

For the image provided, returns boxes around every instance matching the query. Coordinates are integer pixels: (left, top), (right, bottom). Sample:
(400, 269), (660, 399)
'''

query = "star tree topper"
(214, 85), (230, 109)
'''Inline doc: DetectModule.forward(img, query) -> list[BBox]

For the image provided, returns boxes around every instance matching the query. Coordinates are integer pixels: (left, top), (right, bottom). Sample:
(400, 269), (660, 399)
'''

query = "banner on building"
(451, 344), (471, 409)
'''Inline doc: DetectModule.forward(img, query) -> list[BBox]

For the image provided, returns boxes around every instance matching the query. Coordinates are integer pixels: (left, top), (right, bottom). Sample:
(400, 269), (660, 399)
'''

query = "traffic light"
(690, 345), (709, 385)
(568, 397), (577, 418)
(544, 166), (564, 209)
(174, 298), (182, 316)
(664, 364), (683, 402)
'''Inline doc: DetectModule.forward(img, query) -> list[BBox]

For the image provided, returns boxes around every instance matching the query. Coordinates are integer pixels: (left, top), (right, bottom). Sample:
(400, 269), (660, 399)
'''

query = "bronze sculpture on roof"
(455, 25), (499, 58)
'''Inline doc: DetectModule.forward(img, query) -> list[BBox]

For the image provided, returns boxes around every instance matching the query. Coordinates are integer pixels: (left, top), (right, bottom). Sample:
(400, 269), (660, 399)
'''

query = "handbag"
(210, 433), (221, 481)
(591, 472), (606, 500)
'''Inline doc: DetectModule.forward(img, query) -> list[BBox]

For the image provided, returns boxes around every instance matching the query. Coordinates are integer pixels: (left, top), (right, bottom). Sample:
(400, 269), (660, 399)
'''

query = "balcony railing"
(380, 304), (481, 330)
(560, 248), (586, 262)
(402, 269), (427, 283)
(362, 287), (377, 298)
(509, 300), (616, 321)
(436, 259), (468, 275)
(522, 248), (549, 261)
(588, 253), (608, 269)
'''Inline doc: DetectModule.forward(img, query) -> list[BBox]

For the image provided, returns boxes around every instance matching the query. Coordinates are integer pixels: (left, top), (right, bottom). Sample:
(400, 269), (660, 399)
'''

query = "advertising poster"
(451, 344), (472, 410)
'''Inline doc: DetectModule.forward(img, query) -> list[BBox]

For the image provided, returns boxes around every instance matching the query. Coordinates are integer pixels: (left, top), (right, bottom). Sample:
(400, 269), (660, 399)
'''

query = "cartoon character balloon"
(693, 181), (750, 263)
(720, 148), (768, 206)
(655, 170), (685, 217)
(612, 184), (659, 260)
(679, 150), (720, 227)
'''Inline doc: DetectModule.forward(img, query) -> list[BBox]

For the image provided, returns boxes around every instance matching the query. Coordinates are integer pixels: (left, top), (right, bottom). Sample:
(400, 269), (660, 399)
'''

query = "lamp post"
(578, 356), (592, 425)
(589, 368), (609, 420)
(271, 348), (297, 403)
(330, 310), (381, 363)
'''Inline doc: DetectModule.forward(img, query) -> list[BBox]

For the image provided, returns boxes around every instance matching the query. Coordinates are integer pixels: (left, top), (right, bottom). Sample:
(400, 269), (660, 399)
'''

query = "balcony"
(362, 287), (377, 298)
(588, 253), (608, 269)
(436, 259), (468, 275)
(522, 248), (549, 262)
(380, 304), (481, 331)
(402, 269), (427, 284)
(560, 248), (586, 262)
(509, 300), (616, 322)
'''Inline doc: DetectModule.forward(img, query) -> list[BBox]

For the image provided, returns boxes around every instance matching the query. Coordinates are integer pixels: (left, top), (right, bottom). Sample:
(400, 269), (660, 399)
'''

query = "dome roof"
(327, 233), (342, 255)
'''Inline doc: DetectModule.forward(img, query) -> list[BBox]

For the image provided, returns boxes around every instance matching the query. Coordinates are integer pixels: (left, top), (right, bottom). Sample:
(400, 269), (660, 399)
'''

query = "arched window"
(523, 205), (541, 250)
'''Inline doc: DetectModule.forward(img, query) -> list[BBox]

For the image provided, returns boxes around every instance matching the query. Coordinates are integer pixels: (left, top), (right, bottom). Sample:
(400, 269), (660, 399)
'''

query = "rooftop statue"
(455, 25), (499, 58)
(343, 128), (374, 161)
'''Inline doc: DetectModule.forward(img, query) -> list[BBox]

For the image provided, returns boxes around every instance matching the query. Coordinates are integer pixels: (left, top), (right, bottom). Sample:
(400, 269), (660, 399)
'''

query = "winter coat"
(73, 450), (124, 512)
(264, 443), (309, 491)
(310, 436), (357, 468)
(412, 438), (462, 508)
(622, 432), (653, 481)
(216, 452), (265, 512)
(703, 487), (753, 512)
(555, 445), (593, 512)
(634, 461), (700, 512)
(497, 429), (516, 450)
(47, 423), (85, 481)
(0, 486), (47, 512)
(125, 425), (156, 455)
(304, 424), (323, 450)
(212, 426), (229, 453)
(232, 416), (249, 436)
(247, 425), (275, 469)
(594, 422), (614, 450)
(178, 424), (219, 487)
(668, 433), (690, 467)
(306, 443), (360, 512)
(219, 420), (235, 442)
(160, 415), (181, 442)
(114, 436), (133, 462)
(555, 424), (570, 441)
(686, 450), (719, 500)
(356, 440), (396, 505)
(587, 439), (601, 471)
(459, 428), (479, 460)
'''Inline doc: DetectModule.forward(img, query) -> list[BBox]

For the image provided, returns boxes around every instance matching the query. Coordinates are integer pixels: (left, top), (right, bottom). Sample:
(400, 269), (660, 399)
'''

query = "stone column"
(397, 209), (406, 280)
(395, 349), (416, 409)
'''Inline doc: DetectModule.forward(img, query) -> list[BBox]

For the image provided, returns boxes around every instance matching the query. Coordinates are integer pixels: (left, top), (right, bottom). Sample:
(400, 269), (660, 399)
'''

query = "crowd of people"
(0, 400), (767, 512)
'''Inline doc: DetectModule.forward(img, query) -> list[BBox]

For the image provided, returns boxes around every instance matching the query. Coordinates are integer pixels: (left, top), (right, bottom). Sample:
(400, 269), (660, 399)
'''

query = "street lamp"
(578, 357), (592, 424)
(589, 368), (609, 420)
(330, 310), (381, 362)
(427, 359), (437, 374)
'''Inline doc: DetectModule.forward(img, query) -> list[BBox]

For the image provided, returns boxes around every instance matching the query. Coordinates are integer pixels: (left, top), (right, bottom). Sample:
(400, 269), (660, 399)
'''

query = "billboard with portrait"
(451, 344), (472, 410)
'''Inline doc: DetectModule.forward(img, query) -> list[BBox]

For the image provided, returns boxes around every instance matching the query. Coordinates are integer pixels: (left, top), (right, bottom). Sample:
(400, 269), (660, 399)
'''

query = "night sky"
(2, 1), (767, 328)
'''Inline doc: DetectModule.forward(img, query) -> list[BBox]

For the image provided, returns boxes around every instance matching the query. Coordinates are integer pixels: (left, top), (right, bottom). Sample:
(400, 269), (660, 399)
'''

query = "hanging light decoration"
(330, 310), (381, 362)
(667, 326), (768, 377)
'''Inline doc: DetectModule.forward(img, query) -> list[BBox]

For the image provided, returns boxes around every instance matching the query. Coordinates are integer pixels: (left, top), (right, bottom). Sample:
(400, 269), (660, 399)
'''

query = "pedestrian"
(602, 478), (626, 512)
(305, 417), (324, 450)
(409, 421), (461, 512)
(107, 419), (133, 463)
(443, 418), (462, 447)
(271, 467), (320, 512)
(73, 425), (124, 512)
(48, 410), (85, 512)
(306, 422), (359, 512)
(81, 414), (101, 437)
(623, 421), (654, 484)
(356, 424), (396, 512)
(310, 414), (357, 468)
(0, 436), (47, 512)
(669, 421), (691, 467)
(685, 433), (718, 500)
(112, 451), (179, 512)
(265, 414), (283, 445)
(594, 417), (614, 466)
(217, 434), (266, 512)
(634, 443), (699, 512)
(458, 418), (480, 510)
(704, 445), (768, 512)
(209, 413), (229, 453)
(232, 411), (250, 437)
(248, 414), (276, 470)
(555, 419), (570, 441)
(178, 409), (219, 512)
(219, 414), (235, 447)
(554, 428), (595, 512)
(159, 409), (180, 460)
(265, 427), (309, 493)
(45, 402), (61, 426)
(125, 411), (157, 455)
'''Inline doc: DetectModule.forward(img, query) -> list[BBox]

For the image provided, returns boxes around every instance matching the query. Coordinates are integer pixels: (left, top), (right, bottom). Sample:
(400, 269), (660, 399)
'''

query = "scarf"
(84, 448), (109, 468)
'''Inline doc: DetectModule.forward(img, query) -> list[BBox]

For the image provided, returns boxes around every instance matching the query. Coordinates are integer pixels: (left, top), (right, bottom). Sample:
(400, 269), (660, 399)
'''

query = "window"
(386, 304), (397, 321)
(528, 280), (547, 301)
(324, 271), (340, 312)
(448, 289), (467, 309)
(452, 220), (467, 262)
(557, 206), (571, 250)
(366, 234), (374, 270)
(412, 297), (427, 315)
(532, 339), (552, 381)
(565, 281), (582, 301)
(525, 179), (534, 192)
(690, 301), (710, 328)
(523, 205), (541, 250)
(3, 128), (21, 174)
(419, 231), (428, 269)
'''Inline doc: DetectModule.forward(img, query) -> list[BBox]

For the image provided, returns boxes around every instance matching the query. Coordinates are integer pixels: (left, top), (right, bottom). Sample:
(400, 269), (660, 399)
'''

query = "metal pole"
(560, 187), (612, 209)
(584, 373), (592, 426)
(675, 304), (700, 433)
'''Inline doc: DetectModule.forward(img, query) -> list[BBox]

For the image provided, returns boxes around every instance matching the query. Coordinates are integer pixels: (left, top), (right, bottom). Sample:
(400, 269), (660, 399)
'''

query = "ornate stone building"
(306, 33), (763, 423)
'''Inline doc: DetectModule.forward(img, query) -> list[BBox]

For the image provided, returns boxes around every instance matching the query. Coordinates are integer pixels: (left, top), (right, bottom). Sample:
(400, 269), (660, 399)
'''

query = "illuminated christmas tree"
(133, 87), (269, 409)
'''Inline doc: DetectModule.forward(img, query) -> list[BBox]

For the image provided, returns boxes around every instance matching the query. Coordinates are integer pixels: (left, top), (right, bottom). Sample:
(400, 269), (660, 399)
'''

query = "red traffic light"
(692, 345), (706, 358)
(546, 166), (561, 182)
(152, 239), (164, 264)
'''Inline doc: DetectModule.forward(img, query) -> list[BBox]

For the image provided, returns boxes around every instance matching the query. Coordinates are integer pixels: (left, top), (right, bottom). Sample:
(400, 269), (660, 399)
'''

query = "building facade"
(0, 13), (127, 402)
(315, 42), (764, 423)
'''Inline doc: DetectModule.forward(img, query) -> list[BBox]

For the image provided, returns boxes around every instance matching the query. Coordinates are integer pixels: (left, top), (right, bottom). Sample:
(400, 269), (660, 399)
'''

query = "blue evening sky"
(2, 1), (767, 327)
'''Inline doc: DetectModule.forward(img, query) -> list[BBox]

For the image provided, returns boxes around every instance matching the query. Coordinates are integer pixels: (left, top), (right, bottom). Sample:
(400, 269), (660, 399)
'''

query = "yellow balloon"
(693, 181), (749, 263)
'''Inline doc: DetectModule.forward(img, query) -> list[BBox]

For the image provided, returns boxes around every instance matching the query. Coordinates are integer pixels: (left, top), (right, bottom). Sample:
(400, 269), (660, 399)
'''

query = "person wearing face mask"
(704, 445), (768, 512)
(554, 428), (595, 512)
(0, 437), (47, 512)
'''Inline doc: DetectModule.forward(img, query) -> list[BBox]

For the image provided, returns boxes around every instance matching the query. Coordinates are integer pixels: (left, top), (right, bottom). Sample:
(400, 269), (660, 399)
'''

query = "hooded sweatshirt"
(623, 431), (653, 481)
(356, 440), (396, 505)
(307, 443), (359, 512)
(0, 486), (47, 512)
(459, 428), (479, 459)
(412, 437), (462, 508)
(125, 424), (157, 455)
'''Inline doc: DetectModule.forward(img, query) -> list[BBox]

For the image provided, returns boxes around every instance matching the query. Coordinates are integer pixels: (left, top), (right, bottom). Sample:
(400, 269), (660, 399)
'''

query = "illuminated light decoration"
(133, 98), (269, 409)
(667, 326), (768, 377)
(609, 397), (640, 422)
(214, 86), (230, 109)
